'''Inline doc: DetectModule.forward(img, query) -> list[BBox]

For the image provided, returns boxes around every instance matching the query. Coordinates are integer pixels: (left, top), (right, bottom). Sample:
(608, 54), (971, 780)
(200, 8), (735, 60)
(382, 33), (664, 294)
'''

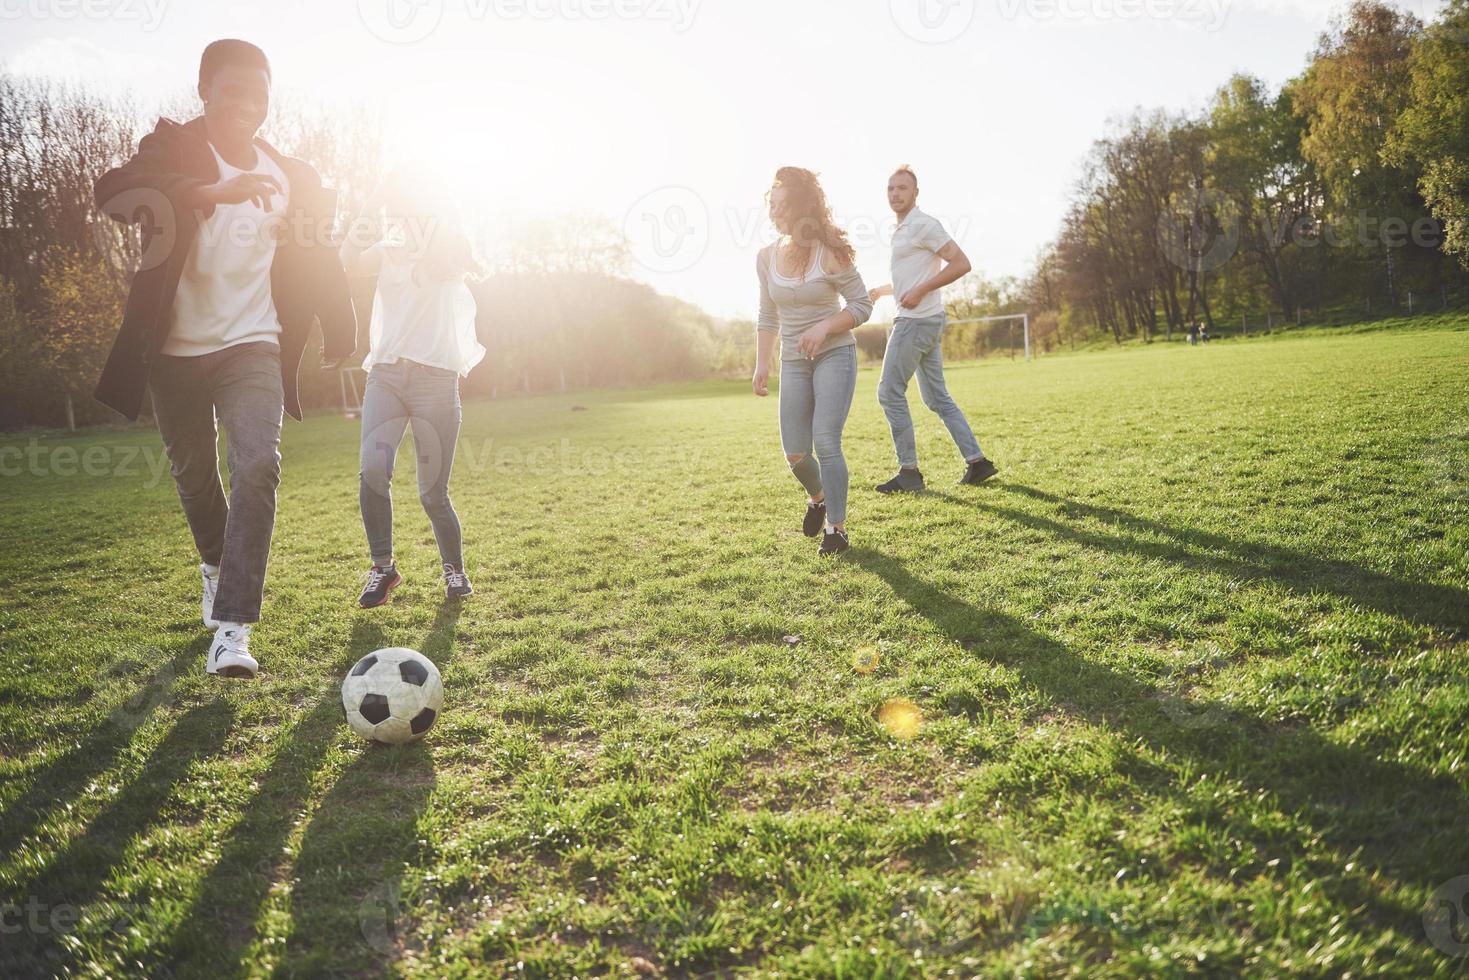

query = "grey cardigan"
(756, 243), (873, 361)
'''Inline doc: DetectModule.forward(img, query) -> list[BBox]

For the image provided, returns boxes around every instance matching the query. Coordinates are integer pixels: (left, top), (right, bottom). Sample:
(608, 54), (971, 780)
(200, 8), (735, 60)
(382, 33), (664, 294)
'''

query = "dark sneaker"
(358, 564), (402, 608)
(959, 458), (999, 486)
(876, 468), (925, 494)
(818, 528), (850, 557)
(802, 500), (827, 537)
(444, 562), (473, 599)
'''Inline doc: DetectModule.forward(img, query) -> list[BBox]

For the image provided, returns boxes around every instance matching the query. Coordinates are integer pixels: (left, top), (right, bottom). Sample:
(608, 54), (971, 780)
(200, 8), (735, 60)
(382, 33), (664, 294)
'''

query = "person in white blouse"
(340, 166), (485, 606)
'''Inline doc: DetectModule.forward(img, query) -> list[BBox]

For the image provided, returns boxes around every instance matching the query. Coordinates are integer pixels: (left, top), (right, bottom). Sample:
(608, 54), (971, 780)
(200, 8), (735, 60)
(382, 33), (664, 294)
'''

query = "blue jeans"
(877, 315), (983, 468)
(778, 345), (857, 524)
(359, 359), (464, 568)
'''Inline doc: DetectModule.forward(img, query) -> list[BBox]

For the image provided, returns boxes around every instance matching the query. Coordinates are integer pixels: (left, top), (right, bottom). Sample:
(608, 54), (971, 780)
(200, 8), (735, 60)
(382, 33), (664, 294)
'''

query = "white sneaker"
(201, 564), (220, 629)
(207, 623), (259, 679)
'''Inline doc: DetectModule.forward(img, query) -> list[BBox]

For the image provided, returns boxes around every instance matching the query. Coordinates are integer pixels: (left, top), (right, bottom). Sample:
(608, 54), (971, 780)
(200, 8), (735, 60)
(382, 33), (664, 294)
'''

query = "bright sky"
(0, 0), (1453, 320)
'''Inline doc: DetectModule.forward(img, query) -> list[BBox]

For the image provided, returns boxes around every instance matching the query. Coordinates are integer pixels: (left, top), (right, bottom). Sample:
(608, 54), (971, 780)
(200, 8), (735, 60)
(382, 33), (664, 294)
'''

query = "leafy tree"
(1388, 0), (1469, 268)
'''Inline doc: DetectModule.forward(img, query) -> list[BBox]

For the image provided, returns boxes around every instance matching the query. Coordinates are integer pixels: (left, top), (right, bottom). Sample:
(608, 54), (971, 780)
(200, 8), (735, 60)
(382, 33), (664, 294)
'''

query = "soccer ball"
(342, 647), (443, 744)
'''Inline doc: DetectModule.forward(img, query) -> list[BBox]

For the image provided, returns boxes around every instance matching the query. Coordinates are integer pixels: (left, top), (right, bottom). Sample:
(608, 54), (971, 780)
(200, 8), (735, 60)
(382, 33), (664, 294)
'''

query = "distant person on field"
(868, 166), (996, 493)
(92, 39), (357, 680)
(753, 167), (873, 558)
(341, 166), (485, 607)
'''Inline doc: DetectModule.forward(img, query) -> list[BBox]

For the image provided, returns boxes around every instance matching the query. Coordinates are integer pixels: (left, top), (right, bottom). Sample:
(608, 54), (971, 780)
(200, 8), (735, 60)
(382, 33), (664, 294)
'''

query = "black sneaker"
(802, 499), (827, 537)
(818, 528), (850, 557)
(959, 458), (999, 486)
(444, 562), (473, 599)
(358, 564), (402, 608)
(876, 468), (925, 494)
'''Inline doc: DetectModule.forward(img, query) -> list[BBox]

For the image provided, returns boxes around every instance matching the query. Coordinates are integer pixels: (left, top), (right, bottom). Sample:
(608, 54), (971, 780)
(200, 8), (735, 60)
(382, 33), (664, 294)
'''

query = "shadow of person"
(847, 547), (1467, 907)
(960, 483), (1469, 637)
(282, 736), (437, 976)
(3, 698), (236, 979)
(0, 642), (199, 860)
(153, 602), (462, 977)
(282, 600), (460, 973)
(146, 618), (391, 976)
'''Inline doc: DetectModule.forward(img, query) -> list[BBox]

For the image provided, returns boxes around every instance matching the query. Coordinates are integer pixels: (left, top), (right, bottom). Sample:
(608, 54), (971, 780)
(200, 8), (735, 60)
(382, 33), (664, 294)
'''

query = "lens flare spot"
(878, 697), (922, 740)
(852, 646), (880, 674)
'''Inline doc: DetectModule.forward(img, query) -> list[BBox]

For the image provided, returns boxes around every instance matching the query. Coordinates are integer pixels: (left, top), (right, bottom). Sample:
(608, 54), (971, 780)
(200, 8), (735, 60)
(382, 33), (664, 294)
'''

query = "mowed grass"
(2, 323), (1467, 978)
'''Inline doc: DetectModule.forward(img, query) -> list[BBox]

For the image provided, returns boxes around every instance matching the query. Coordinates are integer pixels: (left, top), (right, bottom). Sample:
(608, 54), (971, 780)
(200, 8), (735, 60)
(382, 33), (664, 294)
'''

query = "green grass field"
(2, 324), (1468, 978)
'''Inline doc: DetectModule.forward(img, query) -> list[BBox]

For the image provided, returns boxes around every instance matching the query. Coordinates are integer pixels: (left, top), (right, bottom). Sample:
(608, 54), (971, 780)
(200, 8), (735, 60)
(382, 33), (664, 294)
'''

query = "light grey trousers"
(778, 344), (858, 524)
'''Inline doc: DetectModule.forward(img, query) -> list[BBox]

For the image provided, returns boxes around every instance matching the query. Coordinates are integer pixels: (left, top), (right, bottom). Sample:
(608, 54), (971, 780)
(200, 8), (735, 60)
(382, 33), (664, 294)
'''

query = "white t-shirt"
(890, 208), (954, 321)
(162, 142), (290, 357)
(362, 243), (485, 377)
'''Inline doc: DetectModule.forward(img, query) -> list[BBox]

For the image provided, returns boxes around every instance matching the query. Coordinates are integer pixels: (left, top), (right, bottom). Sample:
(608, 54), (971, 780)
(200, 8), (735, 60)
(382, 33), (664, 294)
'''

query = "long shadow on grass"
(280, 602), (460, 975)
(153, 601), (461, 977)
(0, 642), (199, 866)
(849, 548), (1468, 900)
(959, 484), (1469, 637)
(282, 738), (437, 975)
(0, 699), (235, 979)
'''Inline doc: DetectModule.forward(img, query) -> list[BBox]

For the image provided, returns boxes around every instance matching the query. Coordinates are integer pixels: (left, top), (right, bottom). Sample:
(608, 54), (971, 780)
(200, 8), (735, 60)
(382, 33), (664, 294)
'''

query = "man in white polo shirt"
(869, 165), (997, 493)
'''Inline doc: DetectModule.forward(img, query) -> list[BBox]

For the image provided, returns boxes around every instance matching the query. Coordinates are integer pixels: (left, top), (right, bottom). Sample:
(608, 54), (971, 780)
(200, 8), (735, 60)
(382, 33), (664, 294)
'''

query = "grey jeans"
(359, 359), (464, 569)
(877, 315), (983, 468)
(778, 345), (857, 524)
(149, 341), (284, 624)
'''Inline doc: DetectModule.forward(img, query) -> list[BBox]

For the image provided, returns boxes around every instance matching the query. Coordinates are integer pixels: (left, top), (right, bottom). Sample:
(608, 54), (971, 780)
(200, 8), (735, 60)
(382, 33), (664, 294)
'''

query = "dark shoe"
(802, 499), (827, 537)
(959, 458), (999, 486)
(358, 564), (402, 608)
(875, 468), (925, 494)
(818, 528), (850, 557)
(444, 562), (473, 599)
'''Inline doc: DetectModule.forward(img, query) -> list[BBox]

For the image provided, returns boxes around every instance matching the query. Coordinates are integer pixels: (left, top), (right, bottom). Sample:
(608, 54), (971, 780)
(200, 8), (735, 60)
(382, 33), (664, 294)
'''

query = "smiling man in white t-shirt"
(94, 40), (357, 679)
(868, 166), (997, 493)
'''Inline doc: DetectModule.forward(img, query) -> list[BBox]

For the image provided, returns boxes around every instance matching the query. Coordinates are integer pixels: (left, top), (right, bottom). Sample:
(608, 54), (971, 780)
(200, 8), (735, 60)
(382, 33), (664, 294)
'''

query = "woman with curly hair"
(752, 167), (873, 556)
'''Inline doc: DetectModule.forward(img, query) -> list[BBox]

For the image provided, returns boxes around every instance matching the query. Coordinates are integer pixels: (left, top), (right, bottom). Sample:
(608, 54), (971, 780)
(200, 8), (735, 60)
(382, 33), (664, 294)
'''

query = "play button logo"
(358, 0), (444, 44)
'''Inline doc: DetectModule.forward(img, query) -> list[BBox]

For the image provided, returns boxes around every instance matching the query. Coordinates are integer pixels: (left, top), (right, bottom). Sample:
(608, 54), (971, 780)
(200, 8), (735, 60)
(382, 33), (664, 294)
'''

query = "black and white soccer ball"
(342, 647), (444, 744)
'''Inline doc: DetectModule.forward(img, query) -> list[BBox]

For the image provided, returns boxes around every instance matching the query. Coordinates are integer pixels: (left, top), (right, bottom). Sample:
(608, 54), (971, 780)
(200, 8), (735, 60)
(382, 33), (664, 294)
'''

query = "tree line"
(0, 76), (748, 430)
(967, 0), (1469, 344)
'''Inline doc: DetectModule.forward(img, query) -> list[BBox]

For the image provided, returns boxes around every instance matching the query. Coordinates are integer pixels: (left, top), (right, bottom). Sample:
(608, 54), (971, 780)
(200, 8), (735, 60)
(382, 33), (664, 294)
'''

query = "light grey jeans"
(149, 341), (284, 624)
(877, 315), (983, 468)
(359, 359), (464, 569)
(778, 344), (857, 524)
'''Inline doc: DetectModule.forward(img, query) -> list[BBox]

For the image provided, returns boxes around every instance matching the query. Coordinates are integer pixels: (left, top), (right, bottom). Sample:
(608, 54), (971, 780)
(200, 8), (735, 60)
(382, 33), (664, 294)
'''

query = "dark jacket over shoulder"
(93, 116), (357, 421)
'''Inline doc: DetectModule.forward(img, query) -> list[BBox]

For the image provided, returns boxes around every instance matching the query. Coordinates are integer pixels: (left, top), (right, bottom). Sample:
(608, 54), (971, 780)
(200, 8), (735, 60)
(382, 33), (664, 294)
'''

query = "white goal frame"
(339, 366), (367, 418)
(945, 314), (1031, 359)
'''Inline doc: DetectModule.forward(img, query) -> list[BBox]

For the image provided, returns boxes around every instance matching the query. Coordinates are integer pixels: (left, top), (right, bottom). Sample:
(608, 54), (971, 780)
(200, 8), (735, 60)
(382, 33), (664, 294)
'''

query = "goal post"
(339, 366), (367, 418)
(944, 314), (1031, 360)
